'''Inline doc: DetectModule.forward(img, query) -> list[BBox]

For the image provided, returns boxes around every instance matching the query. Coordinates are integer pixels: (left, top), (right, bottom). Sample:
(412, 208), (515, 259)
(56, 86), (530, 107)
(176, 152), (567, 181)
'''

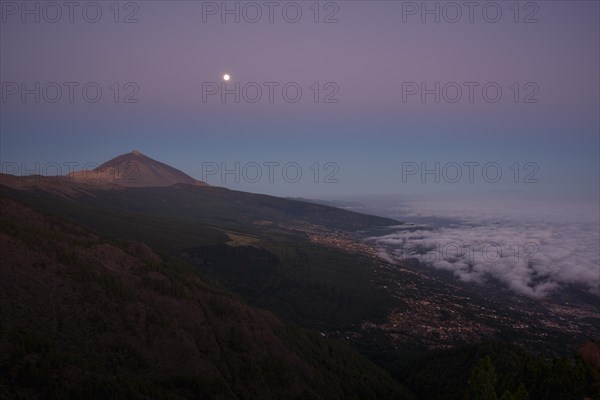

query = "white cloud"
(368, 193), (600, 298)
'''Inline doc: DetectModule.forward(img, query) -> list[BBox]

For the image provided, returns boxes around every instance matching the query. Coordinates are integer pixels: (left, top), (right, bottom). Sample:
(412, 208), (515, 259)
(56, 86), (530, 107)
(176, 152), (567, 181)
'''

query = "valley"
(0, 152), (598, 399)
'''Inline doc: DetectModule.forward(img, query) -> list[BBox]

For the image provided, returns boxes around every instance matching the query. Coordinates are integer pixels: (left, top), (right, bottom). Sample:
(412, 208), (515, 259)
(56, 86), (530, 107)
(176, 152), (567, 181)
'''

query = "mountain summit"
(69, 150), (208, 187)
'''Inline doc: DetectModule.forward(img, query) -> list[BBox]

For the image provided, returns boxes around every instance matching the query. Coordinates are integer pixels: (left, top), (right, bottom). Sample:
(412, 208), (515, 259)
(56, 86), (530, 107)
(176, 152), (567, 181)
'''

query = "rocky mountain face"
(68, 150), (208, 187)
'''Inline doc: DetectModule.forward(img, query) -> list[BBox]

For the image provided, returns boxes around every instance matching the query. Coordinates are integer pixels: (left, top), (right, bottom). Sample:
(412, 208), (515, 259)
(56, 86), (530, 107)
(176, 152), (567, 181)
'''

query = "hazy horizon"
(2, 1), (599, 198)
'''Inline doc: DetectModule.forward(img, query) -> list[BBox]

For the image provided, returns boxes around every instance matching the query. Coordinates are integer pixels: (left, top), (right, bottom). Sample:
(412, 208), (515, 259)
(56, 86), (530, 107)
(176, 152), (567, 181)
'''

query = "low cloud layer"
(367, 194), (599, 298)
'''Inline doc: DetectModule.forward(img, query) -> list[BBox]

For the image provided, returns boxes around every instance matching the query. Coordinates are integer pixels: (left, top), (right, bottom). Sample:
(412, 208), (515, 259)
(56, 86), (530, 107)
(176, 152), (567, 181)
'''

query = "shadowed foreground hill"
(0, 195), (412, 399)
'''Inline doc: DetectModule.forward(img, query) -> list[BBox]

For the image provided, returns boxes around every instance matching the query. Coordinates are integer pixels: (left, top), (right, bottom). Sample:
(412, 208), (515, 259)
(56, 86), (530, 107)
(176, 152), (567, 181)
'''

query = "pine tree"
(513, 383), (529, 400)
(464, 356), (498, 400)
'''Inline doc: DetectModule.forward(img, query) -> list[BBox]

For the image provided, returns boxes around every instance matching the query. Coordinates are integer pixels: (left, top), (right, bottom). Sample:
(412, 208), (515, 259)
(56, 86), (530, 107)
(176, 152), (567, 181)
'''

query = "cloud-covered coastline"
(367, 194), (600, 298)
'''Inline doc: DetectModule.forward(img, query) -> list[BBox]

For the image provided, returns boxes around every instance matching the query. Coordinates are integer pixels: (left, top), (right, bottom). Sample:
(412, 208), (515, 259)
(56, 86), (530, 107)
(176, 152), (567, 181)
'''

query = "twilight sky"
(1, 0), (598, 197)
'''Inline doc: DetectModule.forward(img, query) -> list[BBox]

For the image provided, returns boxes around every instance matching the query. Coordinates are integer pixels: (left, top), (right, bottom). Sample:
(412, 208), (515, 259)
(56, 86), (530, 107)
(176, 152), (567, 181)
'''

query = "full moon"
(223, 74), (230, 81)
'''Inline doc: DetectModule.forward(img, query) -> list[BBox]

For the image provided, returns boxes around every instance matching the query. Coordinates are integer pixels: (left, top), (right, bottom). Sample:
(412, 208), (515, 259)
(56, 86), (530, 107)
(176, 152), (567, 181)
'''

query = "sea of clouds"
(360, 193), (599, 298)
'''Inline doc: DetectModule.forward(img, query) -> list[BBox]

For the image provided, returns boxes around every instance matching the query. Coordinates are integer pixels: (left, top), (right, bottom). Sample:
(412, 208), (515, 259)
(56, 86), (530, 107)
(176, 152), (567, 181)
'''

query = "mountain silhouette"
(69, 150), (208, 187)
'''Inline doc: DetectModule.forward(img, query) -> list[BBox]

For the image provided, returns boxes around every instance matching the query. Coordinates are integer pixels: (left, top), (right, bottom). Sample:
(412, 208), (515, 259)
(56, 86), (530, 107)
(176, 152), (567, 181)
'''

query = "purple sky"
(1, 1), (598, 197)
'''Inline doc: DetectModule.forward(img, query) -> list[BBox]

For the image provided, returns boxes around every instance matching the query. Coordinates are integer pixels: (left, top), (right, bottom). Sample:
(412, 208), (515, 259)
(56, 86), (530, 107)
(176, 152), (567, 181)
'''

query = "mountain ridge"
(68, 150), (208, 188)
